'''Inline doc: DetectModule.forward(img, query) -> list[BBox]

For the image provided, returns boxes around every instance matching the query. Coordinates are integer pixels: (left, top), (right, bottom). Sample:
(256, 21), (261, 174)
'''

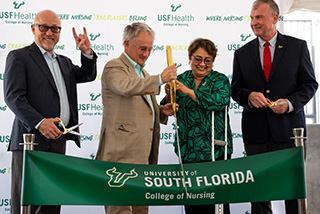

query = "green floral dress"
(161, 69), (233, 163)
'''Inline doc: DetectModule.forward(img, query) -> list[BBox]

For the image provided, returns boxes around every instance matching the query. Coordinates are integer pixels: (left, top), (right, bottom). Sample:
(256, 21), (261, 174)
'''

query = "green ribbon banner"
(21, 147), (306, 206)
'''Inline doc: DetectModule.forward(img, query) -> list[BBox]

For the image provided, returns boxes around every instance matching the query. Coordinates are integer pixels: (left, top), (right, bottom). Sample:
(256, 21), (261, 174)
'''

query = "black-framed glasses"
(33, 24), (61, 33)
(192, 55), (213, 65)
(132, 43), (155, 53)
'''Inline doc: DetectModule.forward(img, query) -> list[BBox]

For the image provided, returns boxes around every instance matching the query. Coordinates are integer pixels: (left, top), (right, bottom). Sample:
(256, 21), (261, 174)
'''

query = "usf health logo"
(0, 166), (11, 175)
(0, 198), (11, 208)
(13, 1), (25, 9)
(90, 153), (95, 160)
(106, 167), (138, 187)
(0, 168), (7, 174)
(170, 4), (181, 12)
(89, 33), (101, 41)
(229, 101), (243, 115)
(161, 122), (176, 145)
(158, 3), (194, 27)
(240, 33), (251, 42)
(0, 135), (10, 143)
(0, 105), (8, 111)
(90, 93), (101, 101)
(78, 93), (103, 116)
(227, 33), (251, 52)
(82, 32), (114, 56)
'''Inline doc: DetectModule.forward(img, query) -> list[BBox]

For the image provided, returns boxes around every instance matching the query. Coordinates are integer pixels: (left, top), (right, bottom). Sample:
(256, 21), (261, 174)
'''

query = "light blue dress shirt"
(35, 44), (94, 129)
(36, 44), (70, 127)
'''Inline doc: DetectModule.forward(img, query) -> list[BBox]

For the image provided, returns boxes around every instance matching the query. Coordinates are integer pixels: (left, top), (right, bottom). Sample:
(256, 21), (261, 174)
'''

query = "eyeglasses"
(192, 55), (213, 65)
(131, 43), (155, 53)
(34, 24), (61, 33)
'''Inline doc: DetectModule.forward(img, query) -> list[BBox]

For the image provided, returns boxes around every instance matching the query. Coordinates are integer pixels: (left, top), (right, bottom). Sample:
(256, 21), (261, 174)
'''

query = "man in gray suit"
(96, 22), (177, 214)
(4, 9), (97, 214)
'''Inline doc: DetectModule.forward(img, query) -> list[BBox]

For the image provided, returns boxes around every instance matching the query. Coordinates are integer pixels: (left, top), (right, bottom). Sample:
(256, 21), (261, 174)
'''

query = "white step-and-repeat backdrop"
(0, 0), (287, 213)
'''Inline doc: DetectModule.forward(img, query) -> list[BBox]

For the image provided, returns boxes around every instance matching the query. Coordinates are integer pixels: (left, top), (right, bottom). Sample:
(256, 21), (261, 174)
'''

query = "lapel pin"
(278, 45), (283, 49)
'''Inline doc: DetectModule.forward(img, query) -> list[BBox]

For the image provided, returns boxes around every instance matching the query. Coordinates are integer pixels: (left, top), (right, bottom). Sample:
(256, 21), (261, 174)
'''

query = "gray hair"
(252, 0), (279, 16)
(123, 22), (155, 45)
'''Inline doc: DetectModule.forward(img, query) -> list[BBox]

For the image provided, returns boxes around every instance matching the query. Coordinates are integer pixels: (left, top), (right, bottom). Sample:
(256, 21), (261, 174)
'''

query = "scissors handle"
(266, 98), (287, 107)
(53, 118), (66, 139)
(53, 118), (82, 139)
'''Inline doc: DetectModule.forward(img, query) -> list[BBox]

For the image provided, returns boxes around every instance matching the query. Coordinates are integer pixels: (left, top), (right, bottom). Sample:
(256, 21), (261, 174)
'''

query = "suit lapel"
(150, 93), (158, 116)
(29, 43), (58, 92)
(268, 33), (286, 82)
(120, 53), (138, 78)
(249, 38), (266, 81)
(120, 53), (151, 107)
(56, 55), (71, 97)
(141, 69), (151, 105)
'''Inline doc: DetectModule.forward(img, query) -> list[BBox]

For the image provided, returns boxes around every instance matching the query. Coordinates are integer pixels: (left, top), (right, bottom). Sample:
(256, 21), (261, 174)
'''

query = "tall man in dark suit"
(3, 9), (97, 214)
(231, 0), (318, 213)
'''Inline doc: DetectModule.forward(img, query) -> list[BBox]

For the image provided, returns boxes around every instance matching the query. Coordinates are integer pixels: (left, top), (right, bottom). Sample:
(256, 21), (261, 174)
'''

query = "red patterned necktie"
(263, 41), (271, 82)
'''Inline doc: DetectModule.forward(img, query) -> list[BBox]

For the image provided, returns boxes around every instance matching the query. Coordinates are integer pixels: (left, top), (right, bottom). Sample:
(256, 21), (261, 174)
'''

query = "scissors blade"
(69, 130), (81, 136)
(65, 122), (83, 133)
(275, 102), (287, 106)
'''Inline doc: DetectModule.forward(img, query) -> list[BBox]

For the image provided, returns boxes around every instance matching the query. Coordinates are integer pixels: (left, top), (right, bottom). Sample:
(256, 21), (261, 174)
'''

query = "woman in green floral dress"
(161, 38), (232, 214)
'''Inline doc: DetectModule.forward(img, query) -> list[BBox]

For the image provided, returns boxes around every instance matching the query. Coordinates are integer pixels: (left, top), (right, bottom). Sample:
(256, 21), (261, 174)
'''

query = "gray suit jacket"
(96, 53), (167, 164)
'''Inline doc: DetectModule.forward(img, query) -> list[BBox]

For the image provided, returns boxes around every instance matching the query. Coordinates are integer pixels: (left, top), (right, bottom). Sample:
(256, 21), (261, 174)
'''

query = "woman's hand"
(176, 80), (197, 102)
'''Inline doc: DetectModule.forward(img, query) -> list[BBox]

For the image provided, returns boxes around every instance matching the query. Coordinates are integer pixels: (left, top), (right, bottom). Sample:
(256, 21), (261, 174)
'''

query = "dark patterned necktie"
(263, 41), (271, 82)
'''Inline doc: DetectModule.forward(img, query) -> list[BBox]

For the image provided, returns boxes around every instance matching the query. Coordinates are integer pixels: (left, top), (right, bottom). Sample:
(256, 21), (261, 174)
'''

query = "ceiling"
(283, 0), (320, 13)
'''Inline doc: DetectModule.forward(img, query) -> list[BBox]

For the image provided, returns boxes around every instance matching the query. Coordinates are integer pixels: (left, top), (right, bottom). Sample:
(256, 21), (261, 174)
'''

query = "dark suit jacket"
(231, 32), (318, 144)
(4, 42), (97, 151)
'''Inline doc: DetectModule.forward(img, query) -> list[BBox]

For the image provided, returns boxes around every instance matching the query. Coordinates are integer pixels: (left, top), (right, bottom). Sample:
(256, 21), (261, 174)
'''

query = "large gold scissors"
(166, 45), (176, 114)
(54, 118), (83, 139)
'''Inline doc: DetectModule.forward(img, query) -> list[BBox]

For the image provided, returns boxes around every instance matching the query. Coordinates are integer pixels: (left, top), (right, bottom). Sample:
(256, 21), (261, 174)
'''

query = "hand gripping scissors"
(54, 118), (83, 139)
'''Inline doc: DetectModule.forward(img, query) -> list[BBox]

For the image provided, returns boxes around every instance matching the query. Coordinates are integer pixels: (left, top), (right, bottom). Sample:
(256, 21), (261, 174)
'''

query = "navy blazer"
(231, 32), (318, 144)
(4, 42), (97, 151)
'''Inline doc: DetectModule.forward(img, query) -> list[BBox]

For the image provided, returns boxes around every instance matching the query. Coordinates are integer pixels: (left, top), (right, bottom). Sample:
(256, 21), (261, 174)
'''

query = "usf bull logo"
(13, 1), (25, 9)
(106, 167), (138, 187)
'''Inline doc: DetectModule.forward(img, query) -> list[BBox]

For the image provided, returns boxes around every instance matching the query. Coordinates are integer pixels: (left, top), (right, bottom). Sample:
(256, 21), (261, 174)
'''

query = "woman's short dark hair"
(188, 38), (217, 62)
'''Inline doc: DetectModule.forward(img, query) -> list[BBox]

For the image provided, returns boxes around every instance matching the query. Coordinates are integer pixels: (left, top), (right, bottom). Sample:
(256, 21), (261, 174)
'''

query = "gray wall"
(306, 124), (320, 214)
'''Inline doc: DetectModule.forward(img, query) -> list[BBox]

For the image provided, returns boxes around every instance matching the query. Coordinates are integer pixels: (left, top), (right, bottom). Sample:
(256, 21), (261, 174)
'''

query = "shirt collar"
(35, 42), (57, 58)
(258, 31), (278, 48)
(123, 52), (145, 71)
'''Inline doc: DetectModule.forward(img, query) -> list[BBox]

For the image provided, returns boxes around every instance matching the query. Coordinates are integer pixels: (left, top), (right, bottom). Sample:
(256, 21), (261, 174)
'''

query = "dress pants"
(244, 136), (299, 214)
(11, 136), (66, 214)
(104, 205), (148, 214)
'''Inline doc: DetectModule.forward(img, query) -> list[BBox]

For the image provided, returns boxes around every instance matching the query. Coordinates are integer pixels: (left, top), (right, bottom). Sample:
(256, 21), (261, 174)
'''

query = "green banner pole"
(293, 128), (308, 214)
(20, 133), (38, 214)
